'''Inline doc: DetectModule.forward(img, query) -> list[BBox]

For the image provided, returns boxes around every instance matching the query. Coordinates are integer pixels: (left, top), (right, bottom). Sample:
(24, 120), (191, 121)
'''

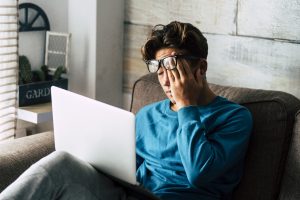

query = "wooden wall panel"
(206, 34), (300, 98)
(123, 24), (150, 92)
(123, 24), (300, 99)
(125, 0), (237, 35)
(238, 0), (300, 41)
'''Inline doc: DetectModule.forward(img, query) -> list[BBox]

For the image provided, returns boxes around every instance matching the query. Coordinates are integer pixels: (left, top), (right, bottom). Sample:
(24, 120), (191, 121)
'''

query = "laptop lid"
(51, 86), (137, 185)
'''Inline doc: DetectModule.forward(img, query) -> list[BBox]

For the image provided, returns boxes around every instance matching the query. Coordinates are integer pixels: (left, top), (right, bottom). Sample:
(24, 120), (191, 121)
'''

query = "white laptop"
(51, 86), (137, 185)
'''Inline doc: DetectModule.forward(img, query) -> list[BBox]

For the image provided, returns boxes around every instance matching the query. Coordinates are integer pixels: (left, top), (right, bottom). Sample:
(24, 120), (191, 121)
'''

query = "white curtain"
(0, 0), (18, 140)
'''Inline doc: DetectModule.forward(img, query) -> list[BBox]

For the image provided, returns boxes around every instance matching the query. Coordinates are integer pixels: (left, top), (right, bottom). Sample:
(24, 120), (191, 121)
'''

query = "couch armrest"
(0, 131), (55, 192)
(279, 110), (300, 199)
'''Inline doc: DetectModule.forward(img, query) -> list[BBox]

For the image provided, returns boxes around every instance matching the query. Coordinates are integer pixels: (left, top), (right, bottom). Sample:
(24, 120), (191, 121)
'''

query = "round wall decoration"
(19, 3), (50, 32)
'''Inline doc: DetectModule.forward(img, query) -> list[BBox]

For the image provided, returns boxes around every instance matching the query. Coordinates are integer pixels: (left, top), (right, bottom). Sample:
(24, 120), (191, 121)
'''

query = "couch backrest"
(130, 73), (300, 200)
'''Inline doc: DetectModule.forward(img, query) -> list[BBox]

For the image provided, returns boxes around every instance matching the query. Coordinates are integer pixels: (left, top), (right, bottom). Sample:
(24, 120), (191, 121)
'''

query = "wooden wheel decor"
(19, 3), (50, 32)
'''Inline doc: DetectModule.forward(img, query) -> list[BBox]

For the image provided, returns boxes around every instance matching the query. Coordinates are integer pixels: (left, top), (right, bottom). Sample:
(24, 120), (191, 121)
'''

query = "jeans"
(0, 151), (159, 200)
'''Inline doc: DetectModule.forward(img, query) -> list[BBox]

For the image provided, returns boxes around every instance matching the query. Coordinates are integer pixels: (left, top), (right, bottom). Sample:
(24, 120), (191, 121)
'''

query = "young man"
(0, 21), (252, 200)
(135, 21), (252, 200)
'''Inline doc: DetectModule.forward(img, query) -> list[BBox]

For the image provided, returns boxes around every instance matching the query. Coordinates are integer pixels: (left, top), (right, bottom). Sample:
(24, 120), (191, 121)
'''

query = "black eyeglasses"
(145, 55), (202, 73)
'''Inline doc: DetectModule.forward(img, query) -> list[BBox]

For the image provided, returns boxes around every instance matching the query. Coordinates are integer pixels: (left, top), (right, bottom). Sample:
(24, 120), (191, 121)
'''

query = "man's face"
(155, 48), (196, 104)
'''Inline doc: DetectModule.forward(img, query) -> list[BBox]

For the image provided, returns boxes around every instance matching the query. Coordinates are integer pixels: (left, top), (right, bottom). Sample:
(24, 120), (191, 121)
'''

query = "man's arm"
(176, 105), (252, 188)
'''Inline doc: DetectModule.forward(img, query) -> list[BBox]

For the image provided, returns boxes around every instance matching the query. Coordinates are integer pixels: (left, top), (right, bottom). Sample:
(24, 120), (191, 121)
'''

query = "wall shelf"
(17, 103), (52, 124)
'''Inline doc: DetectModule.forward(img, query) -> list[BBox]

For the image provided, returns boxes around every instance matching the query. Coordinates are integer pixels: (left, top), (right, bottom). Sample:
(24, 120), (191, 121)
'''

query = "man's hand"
(167, 58), (205, 110)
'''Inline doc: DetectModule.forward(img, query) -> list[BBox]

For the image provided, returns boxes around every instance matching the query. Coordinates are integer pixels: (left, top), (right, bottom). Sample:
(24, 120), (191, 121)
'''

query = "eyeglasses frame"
(144, 55), (202, 73)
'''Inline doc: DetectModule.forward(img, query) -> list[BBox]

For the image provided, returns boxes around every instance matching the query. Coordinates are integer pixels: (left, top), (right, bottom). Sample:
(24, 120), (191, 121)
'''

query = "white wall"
(19, 0), (68, 70)
(68, 0), (124, 107)
(68, 0), (97, 99)
(95, 0), (124, 107)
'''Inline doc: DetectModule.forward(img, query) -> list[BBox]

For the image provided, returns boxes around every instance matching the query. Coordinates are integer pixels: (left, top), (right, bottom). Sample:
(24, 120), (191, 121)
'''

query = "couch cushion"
(130, 74), (165, 114)
(131, 73), (300, 200)
(278, 110), (300, 200)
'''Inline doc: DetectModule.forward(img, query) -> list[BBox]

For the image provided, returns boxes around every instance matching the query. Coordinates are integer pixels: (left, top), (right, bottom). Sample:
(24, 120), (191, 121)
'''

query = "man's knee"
(31, 151), (84, 177)
(37, 151), (77, 166)
(43, 151), (77, 165)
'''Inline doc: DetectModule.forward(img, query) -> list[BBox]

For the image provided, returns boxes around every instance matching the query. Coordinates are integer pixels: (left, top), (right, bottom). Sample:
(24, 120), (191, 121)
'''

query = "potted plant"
(18, 55), (68, 107)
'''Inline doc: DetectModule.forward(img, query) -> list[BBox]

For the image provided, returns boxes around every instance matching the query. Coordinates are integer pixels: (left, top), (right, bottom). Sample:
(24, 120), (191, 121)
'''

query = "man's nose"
(162, 71), (170, 86)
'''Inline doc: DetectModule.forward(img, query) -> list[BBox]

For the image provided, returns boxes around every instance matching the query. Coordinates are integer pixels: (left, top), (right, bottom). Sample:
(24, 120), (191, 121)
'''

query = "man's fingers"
(167, 69), (175, 82)
(170, 67), (180, 80)
(182, 59), (193, 76)
(176, 59), (186, 78)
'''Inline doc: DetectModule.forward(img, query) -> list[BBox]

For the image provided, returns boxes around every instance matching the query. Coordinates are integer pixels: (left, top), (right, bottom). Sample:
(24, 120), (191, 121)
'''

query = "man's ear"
(199, 59), (207, 75)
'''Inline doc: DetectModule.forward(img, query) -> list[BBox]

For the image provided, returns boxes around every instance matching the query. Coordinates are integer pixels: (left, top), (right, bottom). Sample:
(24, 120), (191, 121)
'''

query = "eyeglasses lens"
(148, 60), (159, 73)
(163, 57), (177, 70)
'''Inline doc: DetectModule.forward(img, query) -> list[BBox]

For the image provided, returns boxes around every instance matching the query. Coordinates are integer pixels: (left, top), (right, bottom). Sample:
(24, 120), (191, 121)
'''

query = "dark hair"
(141, 21), (208, 61)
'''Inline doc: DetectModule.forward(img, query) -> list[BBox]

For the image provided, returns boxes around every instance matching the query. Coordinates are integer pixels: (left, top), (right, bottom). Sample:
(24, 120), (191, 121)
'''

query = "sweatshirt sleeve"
(176, 105), (252, 188)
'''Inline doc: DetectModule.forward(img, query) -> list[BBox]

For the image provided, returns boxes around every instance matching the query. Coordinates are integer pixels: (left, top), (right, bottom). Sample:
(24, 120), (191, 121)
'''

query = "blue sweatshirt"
(135, 96), (252, 200)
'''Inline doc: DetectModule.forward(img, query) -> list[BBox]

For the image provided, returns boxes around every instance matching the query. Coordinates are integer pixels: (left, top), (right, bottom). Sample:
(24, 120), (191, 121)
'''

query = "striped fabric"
(0, 0), (18, 140)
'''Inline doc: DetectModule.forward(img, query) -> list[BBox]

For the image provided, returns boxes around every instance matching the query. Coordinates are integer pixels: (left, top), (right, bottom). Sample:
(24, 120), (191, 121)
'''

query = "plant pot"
(18, 77), (68, 107)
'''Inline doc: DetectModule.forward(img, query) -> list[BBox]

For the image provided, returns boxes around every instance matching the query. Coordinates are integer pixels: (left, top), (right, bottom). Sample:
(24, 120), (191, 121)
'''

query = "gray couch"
(1, 73), (300, 200)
